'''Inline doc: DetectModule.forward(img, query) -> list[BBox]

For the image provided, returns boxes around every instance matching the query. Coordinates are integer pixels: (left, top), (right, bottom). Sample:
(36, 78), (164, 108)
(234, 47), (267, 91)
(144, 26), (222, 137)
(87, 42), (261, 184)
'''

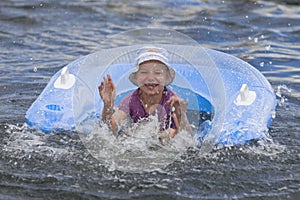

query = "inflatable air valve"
(234, 84), (257, 106)
(54, 66), (76, 89)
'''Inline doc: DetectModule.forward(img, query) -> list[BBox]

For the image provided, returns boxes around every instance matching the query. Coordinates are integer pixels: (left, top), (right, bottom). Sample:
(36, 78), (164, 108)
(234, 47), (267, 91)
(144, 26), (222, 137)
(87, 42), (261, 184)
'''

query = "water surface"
(0, 0), (299, 199)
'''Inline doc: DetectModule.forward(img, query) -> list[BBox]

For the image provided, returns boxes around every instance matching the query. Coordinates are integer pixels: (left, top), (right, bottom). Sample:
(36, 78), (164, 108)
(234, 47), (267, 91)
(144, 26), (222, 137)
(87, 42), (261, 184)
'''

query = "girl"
(99, 47), (192, 142)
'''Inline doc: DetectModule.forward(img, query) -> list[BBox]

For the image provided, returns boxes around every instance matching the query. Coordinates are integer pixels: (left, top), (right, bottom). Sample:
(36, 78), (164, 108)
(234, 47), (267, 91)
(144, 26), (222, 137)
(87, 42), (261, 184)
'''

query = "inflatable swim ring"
(25, 29), (277, 146)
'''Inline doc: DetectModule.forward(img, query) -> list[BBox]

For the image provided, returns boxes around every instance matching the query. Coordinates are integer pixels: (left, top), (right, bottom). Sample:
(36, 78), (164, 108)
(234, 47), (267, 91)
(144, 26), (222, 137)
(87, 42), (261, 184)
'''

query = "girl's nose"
(147, 75), (156, 82)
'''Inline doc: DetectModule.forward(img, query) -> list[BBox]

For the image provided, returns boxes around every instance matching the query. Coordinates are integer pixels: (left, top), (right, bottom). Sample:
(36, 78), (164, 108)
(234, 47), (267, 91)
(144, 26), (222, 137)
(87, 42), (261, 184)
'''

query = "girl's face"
(136, 60), (169, 96)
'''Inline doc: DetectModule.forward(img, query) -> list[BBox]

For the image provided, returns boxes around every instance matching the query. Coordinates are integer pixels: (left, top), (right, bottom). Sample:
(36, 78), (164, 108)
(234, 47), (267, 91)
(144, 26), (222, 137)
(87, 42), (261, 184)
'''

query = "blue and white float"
(25, 29), (277, 146)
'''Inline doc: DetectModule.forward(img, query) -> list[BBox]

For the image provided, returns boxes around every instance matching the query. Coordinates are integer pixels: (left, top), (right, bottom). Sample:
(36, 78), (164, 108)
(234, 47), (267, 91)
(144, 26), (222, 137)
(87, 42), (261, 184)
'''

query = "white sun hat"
(129, 47), (175, 86)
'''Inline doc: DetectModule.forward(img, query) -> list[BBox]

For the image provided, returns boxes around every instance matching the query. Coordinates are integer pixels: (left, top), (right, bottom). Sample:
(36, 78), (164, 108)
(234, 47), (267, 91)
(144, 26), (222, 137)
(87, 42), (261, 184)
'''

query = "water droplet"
(260, 62), (265, 67)
(272, 111), (276, 119)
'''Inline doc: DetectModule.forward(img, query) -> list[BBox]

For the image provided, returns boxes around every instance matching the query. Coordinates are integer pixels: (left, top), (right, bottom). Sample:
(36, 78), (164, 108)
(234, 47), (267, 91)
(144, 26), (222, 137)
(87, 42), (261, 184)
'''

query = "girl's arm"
(99, 74), (127, 134)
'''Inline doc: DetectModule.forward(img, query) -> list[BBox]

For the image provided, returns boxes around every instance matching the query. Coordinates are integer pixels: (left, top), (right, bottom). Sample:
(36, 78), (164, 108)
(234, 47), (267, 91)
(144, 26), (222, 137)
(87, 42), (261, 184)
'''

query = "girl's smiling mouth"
(144, 83), (159, 89)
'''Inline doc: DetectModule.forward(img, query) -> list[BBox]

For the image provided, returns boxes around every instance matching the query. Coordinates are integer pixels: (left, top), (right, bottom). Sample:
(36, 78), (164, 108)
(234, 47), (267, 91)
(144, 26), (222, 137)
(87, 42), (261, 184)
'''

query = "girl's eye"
(138, 69), (164, 75)
(139, 70), (148, 74)
(154, 70), (164, 75)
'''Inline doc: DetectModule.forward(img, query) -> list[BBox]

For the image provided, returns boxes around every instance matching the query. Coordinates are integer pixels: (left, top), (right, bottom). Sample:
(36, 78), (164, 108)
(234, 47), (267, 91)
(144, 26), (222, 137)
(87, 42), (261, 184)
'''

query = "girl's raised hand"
(98, 74), (116, 106)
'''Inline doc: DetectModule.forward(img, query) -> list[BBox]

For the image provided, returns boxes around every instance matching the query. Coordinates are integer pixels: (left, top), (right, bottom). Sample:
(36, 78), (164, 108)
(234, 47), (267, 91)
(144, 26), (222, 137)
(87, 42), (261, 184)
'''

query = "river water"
(1, 0), (299, 199)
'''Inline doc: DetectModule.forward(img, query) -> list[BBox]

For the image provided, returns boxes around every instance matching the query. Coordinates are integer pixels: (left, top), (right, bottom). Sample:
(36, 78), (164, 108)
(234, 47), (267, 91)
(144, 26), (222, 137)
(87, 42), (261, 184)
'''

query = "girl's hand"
(167, 95), (189, 133)
(158, 128), (177, 145)
(98, 74), (116, 106)
(167, 95), (189, 113)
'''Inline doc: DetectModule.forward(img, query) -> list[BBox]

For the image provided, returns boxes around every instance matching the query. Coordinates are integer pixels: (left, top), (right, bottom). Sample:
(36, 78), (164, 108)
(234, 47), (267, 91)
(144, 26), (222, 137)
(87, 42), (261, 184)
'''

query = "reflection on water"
(0, 0), (300, 199)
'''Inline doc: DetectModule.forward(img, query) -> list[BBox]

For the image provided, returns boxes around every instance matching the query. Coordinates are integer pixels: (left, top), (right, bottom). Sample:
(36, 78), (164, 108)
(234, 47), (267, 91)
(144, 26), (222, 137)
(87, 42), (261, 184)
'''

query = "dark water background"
(1, 0), (299, 199)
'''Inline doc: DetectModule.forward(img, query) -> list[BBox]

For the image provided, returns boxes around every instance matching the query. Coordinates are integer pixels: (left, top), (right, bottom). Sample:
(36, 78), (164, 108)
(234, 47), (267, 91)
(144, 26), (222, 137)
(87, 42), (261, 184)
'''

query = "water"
(1, 0), (299, 199)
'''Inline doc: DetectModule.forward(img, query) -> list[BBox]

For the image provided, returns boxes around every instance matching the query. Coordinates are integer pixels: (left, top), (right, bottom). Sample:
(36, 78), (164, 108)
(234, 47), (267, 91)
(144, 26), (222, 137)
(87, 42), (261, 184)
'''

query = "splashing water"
(80, 116), (197, 172)
(3, 124), (77, 161)
(275, 84), (292, 106)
